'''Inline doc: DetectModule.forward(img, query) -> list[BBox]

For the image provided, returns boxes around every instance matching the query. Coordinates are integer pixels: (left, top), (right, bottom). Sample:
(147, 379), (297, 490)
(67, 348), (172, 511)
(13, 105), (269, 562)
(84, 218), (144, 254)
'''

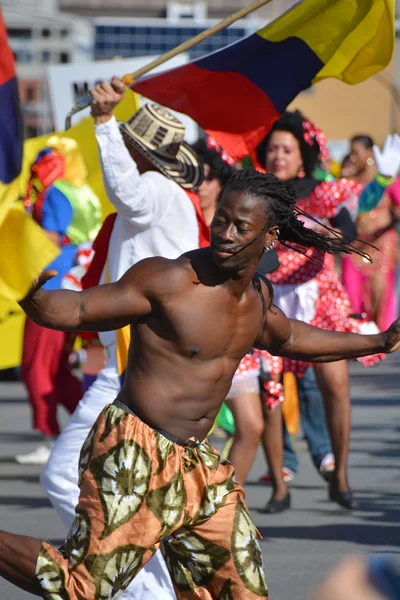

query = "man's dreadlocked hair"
(219, 168), (371, 260)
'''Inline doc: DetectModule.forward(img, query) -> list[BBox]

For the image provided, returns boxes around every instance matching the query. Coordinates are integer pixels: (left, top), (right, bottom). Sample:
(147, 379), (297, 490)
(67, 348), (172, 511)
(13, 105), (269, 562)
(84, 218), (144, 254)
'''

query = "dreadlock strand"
(219, 169), (374, 261)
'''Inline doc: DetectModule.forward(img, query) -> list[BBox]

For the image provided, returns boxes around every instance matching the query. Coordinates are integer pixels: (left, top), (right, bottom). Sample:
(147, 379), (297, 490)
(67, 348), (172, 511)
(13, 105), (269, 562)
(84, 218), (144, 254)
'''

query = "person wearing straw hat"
(40, 77), (204, 600)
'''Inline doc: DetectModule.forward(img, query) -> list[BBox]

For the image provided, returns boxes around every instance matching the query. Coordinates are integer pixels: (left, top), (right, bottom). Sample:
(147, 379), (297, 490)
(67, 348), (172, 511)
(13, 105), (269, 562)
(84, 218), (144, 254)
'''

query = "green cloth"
(215, 402), (235, 436)
(53, 180), (102, 245)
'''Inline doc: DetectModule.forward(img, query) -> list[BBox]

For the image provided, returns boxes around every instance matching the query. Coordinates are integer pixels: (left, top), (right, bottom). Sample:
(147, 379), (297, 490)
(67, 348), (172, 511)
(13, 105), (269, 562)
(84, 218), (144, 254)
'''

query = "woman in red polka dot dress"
(256, 110), (382, 513)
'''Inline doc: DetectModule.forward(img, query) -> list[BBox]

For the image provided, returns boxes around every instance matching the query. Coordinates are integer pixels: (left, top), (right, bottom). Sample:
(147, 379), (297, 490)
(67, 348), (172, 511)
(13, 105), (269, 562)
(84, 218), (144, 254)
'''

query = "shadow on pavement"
(0, 474), (40, 483)
(0, 495), (52, 509)
(258, 521), (399, 547)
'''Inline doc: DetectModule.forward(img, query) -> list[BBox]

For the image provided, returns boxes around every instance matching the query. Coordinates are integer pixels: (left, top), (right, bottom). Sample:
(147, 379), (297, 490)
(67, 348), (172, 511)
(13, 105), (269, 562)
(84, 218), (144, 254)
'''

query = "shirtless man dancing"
(1, 169), (399, 600)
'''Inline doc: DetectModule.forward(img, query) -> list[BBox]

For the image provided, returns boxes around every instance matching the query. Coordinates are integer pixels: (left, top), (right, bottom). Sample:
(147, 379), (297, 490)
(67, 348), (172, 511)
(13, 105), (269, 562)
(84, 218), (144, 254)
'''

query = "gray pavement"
(0, 355), (399, 599)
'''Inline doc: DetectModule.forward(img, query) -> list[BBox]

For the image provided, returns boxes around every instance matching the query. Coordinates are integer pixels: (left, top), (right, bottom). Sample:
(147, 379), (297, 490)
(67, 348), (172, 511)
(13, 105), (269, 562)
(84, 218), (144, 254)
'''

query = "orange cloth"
(282, 372), (300, 437)
(37, 401), (268, 599)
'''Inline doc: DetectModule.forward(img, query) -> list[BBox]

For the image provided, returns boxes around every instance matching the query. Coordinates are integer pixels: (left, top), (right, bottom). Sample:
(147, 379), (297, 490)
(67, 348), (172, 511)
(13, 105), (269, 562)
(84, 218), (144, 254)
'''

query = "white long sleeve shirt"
(94, 116), (199, 349)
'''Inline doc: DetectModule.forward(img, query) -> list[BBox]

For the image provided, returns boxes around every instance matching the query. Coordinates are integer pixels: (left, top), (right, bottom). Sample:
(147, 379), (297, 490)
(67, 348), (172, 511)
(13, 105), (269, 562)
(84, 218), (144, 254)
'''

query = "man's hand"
(90, 76), (125, 125)
(382, 318), (400, 353)
(23, 270), (58, 301)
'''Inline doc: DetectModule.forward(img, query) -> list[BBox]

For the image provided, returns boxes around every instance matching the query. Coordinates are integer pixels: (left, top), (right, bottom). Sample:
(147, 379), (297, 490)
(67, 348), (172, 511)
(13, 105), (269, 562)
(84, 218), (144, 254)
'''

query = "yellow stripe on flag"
(258, 0), (394, 84)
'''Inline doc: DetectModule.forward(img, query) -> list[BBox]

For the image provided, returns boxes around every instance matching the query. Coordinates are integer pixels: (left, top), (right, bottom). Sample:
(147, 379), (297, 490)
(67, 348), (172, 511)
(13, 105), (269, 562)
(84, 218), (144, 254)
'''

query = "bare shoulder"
(123, 254), (198, 298)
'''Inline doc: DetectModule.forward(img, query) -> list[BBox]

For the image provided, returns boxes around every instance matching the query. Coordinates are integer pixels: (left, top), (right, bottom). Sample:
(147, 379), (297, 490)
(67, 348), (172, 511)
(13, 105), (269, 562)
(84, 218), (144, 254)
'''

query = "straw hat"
(119, 103), (203, 190)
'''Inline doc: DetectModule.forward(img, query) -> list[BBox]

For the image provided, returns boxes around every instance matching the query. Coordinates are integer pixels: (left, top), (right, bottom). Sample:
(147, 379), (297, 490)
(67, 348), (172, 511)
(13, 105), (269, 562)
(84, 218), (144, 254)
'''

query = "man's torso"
(117, 250), (269, 441)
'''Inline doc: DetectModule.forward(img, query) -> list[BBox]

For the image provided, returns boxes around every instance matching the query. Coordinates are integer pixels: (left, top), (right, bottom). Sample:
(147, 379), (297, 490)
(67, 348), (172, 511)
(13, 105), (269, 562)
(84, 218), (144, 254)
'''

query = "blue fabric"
(0, 77), (23, 183)
(196, 34), (323, 113)
(282, 422), (299, 474)
(358, 178), (386, 214)
(41, 185), (76, 290)
(298, 368), (332, 468)
(283, 368), (332, 472)
(368, 556), (400, 600)
(41, 185), (73, 236)
(42, 245), (77, 290)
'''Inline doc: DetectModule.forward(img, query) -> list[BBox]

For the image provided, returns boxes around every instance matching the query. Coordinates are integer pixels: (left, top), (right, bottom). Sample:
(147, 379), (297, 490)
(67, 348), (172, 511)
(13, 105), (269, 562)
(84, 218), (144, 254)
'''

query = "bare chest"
(140, 285), (264, 361)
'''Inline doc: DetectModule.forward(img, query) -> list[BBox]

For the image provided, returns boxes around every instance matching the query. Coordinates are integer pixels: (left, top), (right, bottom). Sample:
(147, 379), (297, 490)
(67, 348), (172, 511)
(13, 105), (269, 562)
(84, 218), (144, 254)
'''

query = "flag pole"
(65, 0), (273, 129)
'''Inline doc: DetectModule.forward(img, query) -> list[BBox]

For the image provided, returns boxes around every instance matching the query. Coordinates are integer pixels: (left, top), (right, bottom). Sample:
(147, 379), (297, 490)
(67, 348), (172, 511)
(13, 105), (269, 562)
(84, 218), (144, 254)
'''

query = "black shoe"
(260, 492), (291, 514)
(329, 485), (359, 510)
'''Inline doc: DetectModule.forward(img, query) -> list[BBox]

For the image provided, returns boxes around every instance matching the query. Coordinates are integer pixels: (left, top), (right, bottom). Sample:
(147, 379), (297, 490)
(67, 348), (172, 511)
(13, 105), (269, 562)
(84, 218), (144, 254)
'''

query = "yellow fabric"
(0, 88), (139, 366)
(104, 258), (131, 376)
(46, 135), (89, 188)
(282, 372), (299, 437)
(258, 0), (394, 85)
(0, 89), (140, 223)
(0, 204), (60, 300)
(20, 90), (140, 218)
(0, 301), (24, 369)
(116, 326), (131, 376)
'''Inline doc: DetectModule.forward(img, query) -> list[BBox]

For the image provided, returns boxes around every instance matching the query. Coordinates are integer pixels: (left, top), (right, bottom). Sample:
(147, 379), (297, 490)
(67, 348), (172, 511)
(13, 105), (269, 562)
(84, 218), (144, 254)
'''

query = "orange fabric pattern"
(36, 401), (268, 599)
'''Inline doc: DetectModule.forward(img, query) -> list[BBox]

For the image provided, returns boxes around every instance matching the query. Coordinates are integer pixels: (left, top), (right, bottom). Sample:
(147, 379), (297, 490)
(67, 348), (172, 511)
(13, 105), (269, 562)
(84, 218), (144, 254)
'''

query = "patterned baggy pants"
(36, 400), (268, 599)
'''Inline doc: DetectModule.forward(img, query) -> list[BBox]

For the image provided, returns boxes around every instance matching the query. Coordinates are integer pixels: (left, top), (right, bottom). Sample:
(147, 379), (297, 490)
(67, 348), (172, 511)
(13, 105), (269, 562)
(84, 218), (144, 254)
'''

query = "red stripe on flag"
(0, 11), (16, 86)
(134, 64), (280, 161)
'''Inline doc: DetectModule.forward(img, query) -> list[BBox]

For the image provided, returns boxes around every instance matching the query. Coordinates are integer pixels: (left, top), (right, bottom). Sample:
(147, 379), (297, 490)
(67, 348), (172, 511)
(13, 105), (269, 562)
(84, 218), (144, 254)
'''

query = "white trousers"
(40, 354), (176, 599)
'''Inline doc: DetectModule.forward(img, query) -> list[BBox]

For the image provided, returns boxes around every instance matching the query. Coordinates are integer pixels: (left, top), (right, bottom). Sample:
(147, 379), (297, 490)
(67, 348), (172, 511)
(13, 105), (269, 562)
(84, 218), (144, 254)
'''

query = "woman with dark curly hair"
(256, 110), (382, 513)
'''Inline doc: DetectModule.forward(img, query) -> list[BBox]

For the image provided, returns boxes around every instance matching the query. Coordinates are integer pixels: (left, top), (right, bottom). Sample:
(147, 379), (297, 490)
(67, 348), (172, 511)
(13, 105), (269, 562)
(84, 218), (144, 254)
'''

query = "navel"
(190, 346), (201, 359)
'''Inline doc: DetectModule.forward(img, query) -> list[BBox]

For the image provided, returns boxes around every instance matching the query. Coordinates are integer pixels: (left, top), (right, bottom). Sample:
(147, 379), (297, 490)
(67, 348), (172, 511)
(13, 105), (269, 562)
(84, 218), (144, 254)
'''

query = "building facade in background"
(59, 0), (296, 20)
(3, 0), (93, 136)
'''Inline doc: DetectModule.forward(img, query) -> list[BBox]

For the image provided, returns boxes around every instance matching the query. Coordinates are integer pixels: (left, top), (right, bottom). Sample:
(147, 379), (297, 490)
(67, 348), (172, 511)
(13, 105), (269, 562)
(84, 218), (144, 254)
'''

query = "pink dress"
(342, 177), (400, 331)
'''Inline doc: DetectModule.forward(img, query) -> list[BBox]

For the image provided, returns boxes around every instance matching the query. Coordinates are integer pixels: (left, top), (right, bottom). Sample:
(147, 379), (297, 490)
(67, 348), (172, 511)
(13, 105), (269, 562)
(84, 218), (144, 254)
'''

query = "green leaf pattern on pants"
(154, 433), (174, 475)
(36, 546), (69, 600)
(99, 405), (127, 443)
(78, 422), (97, 486)
(91, 439), (151, 539)
(195, 477), (235, 524)
(62, 510), (91, 571)
(218, 579), (234, 600)
(165, 529), (230, 591)
(182, 443), (220, 473)
(231, 497), (268, 596)
(146, 471), (186, 536)
(85, 544), (146, 600)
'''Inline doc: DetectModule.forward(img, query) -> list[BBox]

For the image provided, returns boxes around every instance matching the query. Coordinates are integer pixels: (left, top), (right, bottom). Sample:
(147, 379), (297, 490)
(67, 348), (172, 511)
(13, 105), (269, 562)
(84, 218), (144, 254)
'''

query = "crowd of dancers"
(2, 76), (400, 599)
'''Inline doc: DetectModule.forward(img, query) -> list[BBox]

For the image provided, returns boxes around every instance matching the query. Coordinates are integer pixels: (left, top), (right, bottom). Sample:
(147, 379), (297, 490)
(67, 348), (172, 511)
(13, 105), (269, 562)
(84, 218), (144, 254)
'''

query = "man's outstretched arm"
(257, 303), (400, 360)
(18, 257), (171, 333)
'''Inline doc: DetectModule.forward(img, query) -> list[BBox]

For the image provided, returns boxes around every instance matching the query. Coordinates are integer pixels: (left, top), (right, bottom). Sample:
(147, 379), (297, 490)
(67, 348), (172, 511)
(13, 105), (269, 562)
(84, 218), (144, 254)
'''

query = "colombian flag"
(0, 11), (58, 305)
(134, 0), (394, 161)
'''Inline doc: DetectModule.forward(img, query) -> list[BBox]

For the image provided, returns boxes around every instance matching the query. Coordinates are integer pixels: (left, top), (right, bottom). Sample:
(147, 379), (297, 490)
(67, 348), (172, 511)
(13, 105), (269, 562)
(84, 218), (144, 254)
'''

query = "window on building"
(60, 29), (69, 38)
(42, 28), (51, 38)
(20, 49), (33, 63)
(7, 28), (32, 39)
(94, 23), (247, 61)
(60, 52), (69, 63)
(42, 50), (51, 63)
